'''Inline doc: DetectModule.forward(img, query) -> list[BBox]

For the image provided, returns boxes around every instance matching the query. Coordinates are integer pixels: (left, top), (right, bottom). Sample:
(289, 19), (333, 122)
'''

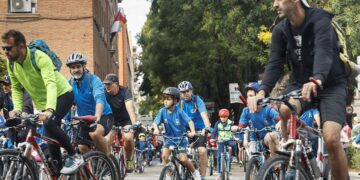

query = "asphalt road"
(123, 160), (360, 180)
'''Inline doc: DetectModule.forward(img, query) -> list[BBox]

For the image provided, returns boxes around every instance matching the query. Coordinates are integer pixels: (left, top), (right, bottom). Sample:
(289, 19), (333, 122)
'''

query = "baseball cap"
(245, 82), (261, 92)
(103, 73), (119, 84)
(0, 75), (11, 84)
(301, 0), (310, 8)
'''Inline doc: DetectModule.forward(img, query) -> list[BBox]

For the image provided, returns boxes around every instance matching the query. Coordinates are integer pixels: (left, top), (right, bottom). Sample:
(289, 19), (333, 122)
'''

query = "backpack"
(331, 20), (357, 79)
(10, 39), (62, 72)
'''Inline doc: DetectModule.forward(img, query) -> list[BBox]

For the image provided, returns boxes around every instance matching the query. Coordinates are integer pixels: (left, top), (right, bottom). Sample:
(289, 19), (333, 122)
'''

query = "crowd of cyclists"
(1, 0), (360, 179)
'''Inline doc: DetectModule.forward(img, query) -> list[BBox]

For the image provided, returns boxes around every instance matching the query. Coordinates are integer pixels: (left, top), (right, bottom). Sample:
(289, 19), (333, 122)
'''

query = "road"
(122, 160), (360, 180)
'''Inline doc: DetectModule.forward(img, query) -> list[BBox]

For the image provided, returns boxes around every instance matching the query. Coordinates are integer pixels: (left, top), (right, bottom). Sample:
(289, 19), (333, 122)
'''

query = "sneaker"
(192, 170), (201, 180)
(60, 155), (85, 175)
(239, 160), (243, 167)
(126, 160), (134, 173)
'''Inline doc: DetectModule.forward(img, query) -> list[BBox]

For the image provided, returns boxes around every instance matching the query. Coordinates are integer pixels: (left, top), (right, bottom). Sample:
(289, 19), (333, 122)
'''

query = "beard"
(6, 51), (20, 62)
(72, 72), (83, 80)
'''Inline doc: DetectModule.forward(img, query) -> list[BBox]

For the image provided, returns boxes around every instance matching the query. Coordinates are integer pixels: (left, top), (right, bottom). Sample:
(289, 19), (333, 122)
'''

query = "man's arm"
(124, 89), (137, 124)
(91, 75), (107, 120)
(36, 51), (58, 111)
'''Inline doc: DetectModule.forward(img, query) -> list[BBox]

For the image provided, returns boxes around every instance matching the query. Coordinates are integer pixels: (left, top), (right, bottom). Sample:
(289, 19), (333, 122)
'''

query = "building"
(0, 0), (119, 79)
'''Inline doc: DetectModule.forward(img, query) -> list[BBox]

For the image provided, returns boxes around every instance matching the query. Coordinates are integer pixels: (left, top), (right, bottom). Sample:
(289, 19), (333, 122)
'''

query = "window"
(8, 0), (37, 14)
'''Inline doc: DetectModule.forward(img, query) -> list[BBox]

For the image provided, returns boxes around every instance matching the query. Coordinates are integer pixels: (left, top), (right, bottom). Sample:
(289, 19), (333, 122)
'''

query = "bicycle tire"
(243, 149), (248, 172)
(139, 153), (144, 173)
(246, 157), (260, 180)
(0, 149), (37, 180)
(256, 154), (312, 180)
(113, 151), (126, 180)
(209, 153), (214, 176)
(80, 150), (117, 180)
(159, 164), (179, 180)
(109, 154), (121, 180)
(221, 153), (226, 180)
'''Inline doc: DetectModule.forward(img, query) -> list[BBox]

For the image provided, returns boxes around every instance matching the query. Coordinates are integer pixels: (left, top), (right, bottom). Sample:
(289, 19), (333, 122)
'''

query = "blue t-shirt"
(70, 72), (112, 116)
(176, 95), (207, 130)
(154, 106), (191, 137)
(239, 105), (279, 141)
(299, 108), (318, 127)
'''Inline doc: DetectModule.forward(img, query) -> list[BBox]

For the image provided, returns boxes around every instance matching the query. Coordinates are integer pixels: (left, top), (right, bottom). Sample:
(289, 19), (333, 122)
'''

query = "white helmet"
(66, 52), (87, 66)
(178, 81), (193, 91)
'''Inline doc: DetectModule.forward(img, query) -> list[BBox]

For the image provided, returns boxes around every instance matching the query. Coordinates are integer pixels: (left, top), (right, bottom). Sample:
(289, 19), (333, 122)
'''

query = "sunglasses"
(1, 46), (15, 51)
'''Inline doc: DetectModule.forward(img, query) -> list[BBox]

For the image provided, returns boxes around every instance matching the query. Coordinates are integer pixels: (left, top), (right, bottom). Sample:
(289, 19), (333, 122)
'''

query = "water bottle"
(306, 147), (321, 178)
(285, 167), (296, 180)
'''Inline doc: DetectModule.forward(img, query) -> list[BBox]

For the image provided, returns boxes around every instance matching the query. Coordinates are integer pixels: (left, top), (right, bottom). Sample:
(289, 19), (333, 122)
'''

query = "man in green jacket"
(1, 29), (83, 175)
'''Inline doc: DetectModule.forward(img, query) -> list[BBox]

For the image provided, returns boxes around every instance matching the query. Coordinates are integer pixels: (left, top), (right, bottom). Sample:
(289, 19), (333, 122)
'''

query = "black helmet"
(163, 87), (180, 100)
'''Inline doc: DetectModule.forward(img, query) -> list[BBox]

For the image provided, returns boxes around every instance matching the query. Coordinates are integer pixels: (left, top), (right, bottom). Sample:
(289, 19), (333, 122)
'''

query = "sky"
(119, 0), (151, 47)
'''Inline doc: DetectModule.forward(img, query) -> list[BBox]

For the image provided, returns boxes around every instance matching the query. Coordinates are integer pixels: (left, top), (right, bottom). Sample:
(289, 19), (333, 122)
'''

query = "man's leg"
(89, 124), (108, 155)
(323, 121), (349, 179)
(198, 147), (208, 177)
(123, 131), (135, 161)
(162, 148), (171, 165)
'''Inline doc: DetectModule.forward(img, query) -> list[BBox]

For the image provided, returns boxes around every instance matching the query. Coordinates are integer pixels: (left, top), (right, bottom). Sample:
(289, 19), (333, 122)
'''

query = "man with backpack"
(247, 0), (349, 179)
(102, 73), (137, 172)
(66, 53), (114, 156)
(1, 29), (83, 175)
(177, 81), (211, 180)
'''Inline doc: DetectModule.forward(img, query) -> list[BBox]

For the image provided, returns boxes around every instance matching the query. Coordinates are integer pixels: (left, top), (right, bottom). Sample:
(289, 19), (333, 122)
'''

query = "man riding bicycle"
(247, 0), (349, 179)
(66, 52), (114, 156)
(2, 30), (83, 175)
(177, 81), (211, 180)
(103, 73), (138, 172)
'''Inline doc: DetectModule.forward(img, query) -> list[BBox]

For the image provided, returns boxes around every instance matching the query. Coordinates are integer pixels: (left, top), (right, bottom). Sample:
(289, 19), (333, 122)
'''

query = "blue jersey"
(176, 95), (207, 130)
(70, 72), (112, 116)
(239, 105), (279, 141)
(355, 134), (360, 144)
(154, 106), (192, 137)
(299, 108), (318, 127)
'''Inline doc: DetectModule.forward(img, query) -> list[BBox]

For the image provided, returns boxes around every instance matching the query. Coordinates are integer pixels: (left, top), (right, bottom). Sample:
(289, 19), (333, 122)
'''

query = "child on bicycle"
(210, 108), (236, 180)
(153, 87), (201, 180)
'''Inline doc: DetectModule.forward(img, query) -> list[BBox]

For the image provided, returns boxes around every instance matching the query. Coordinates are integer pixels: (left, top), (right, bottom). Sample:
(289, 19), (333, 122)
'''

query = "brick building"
(0, 0), (120, 79)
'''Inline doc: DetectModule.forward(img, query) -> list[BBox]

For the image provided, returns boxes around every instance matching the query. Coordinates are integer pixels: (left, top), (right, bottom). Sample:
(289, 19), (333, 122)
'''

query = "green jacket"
(212, 119), (234, 142)
(7, 48), (71, 111)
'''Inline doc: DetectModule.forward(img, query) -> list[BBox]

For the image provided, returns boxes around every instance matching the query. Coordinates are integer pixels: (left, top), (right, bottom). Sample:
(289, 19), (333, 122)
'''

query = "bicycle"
(255, 89), (331, 180)
(207, 139), (217, 176)
(134, 147), (147, 173)
(0, 114), (117, 180)
(159, 134), (194, 180)
(239, 124), (275, 180)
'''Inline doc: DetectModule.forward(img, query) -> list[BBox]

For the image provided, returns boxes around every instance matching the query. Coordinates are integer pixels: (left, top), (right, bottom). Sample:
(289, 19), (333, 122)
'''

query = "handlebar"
(5, 114), (39, 128)
(236, 126), (275, 133)
(257, 89), (302, 106)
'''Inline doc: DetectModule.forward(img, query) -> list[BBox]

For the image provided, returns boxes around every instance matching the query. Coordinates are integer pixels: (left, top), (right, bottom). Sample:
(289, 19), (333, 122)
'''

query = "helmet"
(245, 82), (260, 92)
(178, 81), (193, 91)
(66, 52), (87, 66)
(163, 87), (180, 100)
(138, 133), (146, 138)
(218, 108), (230, 117)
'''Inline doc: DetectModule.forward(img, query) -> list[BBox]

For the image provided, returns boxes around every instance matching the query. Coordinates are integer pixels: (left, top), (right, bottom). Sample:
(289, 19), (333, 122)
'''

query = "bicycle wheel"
(108, 154), (121, 180)
(78, 150), (117, 180)
(0, 149), (37, 180)
(256, 154), (312, 180)
(208, 152), (214, 176)
(113, 151), (126, 180)
(159, 164), (178, 180)
(138, 153), (144, 173)
(221, 153), (226, 180)
(243, 149), (248, 172)
(246, 157), (260, 180)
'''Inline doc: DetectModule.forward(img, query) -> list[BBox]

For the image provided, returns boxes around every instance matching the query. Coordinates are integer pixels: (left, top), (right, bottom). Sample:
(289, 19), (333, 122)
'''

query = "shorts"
(189, 134), (207, 148)
(283, 83), (346, 126)
(77, 114), (114, 145)
(114, 118), (132, 127)
(163, 138), (188, 153)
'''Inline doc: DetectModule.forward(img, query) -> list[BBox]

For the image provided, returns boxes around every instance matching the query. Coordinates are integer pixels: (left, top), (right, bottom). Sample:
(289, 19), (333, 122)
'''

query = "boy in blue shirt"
(153, 87), (201, 180)
(235, 82), (280, 156)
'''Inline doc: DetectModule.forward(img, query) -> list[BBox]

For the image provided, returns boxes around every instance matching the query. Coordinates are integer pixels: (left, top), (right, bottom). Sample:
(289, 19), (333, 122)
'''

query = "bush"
(348, 146), (360, 170)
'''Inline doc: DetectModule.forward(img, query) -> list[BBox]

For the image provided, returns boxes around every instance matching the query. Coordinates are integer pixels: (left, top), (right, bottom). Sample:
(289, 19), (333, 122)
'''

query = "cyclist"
(235, 82), (280, 156)
(2, 29), (83, 175)
(153, 87), (201, 180)
(66, 52), (113, 156)
(247, 0), (350, 178)
(177, 81), (211, 180)
(103, 73), (138, 172)
(0, 74), (33, 146)
(210, 108), (235, 180)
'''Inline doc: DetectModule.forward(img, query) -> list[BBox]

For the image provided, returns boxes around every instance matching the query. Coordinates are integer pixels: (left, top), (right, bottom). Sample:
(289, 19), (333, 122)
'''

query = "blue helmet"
(245, 82), (260, 92)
